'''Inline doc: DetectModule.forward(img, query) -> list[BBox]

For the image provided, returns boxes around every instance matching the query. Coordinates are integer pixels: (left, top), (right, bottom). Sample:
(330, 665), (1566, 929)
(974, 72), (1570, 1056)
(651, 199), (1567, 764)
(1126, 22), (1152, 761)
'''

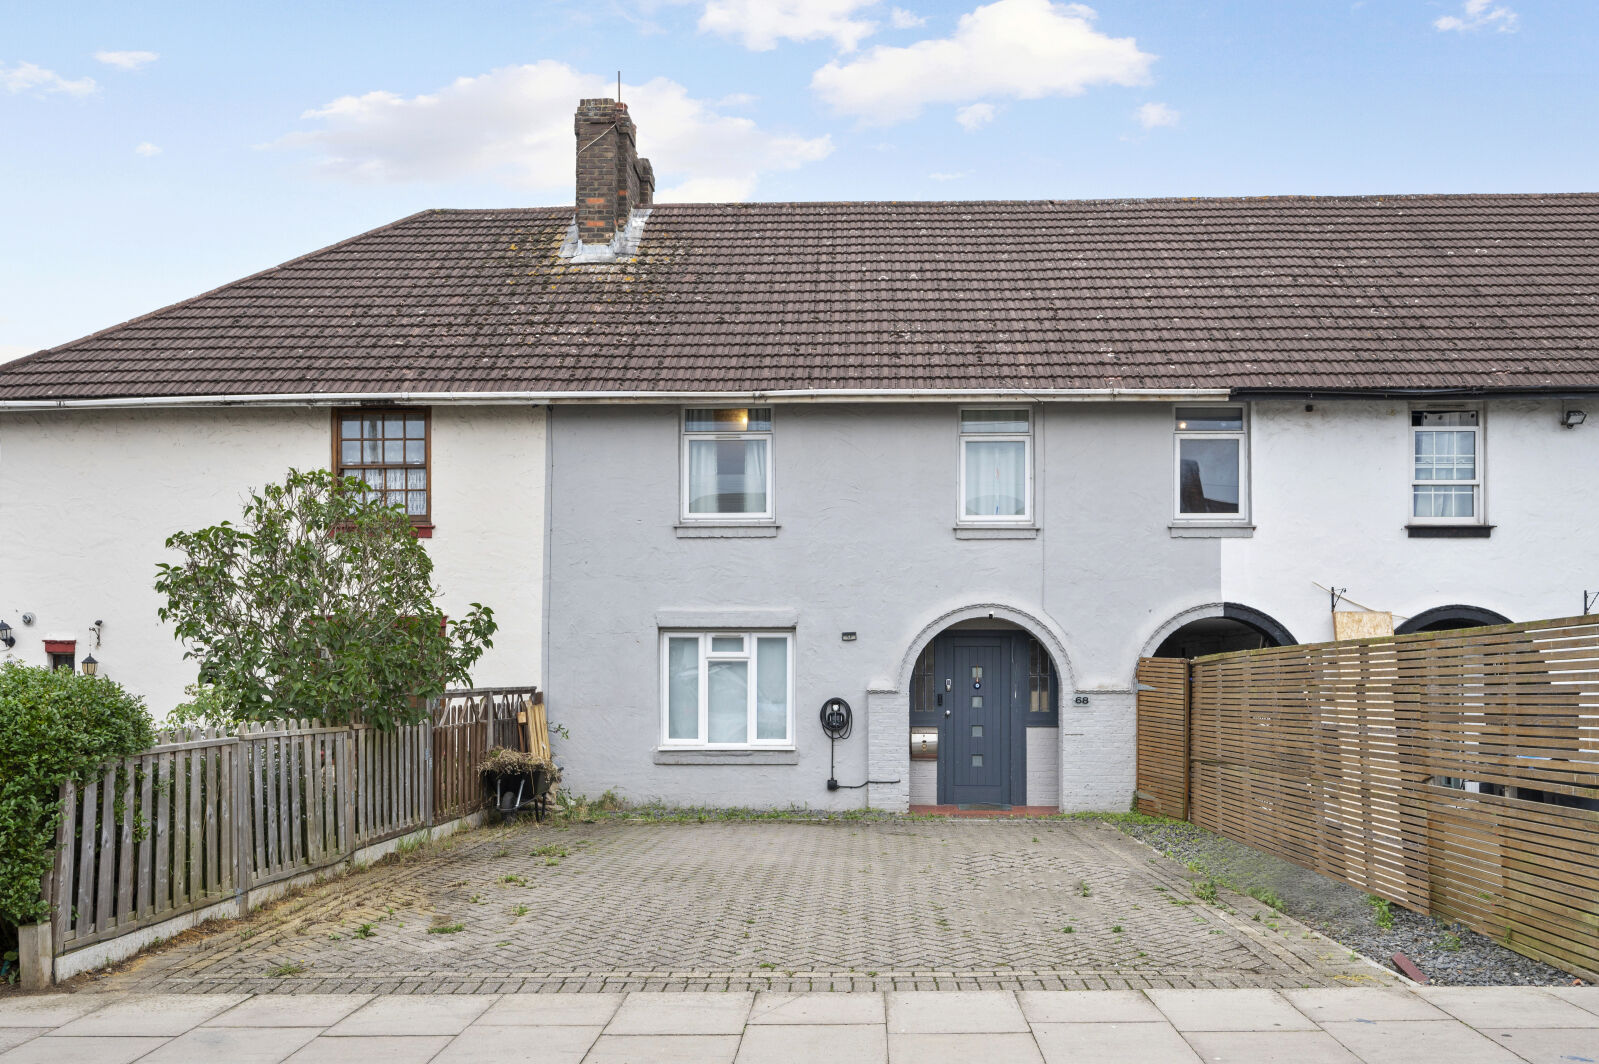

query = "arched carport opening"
(1396, 604), (1512, 635)
(1148, 603), (1296, 659)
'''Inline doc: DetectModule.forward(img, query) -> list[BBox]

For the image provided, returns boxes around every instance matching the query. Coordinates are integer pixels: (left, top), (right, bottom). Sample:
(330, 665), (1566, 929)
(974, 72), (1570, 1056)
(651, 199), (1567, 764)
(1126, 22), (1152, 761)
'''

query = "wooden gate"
(1134, 656), (1189, 819)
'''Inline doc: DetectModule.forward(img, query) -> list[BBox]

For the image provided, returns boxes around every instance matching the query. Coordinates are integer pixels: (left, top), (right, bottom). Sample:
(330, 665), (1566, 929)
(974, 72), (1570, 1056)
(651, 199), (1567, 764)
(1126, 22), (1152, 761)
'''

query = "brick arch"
(892, 601), (1076, 695)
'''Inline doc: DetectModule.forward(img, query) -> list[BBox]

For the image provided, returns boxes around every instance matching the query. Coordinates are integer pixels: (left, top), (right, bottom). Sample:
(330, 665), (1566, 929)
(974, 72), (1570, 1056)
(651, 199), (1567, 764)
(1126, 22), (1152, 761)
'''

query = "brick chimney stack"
(574, 98), (654, 246)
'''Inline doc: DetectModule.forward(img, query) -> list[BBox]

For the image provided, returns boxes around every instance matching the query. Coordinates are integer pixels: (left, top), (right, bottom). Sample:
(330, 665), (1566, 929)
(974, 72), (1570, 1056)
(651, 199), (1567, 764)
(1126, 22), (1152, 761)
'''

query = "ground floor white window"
(661, 632), (793, 747)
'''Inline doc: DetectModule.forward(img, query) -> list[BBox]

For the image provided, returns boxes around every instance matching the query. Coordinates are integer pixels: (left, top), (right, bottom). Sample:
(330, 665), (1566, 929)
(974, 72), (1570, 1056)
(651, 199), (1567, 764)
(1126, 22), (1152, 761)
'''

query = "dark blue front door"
(943, 638), (1010, 806)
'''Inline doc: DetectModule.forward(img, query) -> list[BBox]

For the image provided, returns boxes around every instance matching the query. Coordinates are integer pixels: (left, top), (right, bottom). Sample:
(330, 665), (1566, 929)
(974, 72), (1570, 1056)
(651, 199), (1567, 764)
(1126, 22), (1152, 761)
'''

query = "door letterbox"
(910, 727), (938, 761)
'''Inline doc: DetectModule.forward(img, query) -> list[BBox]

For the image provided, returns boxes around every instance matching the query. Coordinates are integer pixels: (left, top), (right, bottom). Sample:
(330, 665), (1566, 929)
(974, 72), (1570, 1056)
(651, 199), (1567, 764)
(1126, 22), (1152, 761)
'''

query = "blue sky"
(3, 0), (1594, 358)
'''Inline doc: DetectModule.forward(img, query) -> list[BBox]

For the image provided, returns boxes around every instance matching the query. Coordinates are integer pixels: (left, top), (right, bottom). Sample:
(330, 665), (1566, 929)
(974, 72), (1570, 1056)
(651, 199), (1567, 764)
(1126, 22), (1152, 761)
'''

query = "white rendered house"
(4, 100), (1597, 811)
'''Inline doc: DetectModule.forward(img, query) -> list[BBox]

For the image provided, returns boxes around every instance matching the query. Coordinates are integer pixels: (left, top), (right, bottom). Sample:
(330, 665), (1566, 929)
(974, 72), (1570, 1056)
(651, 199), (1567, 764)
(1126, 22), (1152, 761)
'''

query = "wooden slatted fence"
(1135, 617), (1599, 981)
(1135, 656), (1189, 819)
(43, 687), (540, 961)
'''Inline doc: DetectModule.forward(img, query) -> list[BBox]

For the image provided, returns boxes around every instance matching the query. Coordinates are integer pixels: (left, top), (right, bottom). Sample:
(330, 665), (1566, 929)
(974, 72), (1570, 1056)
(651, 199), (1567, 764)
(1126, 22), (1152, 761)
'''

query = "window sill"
(1407, 524), (1494, 539)
(675, 523), (779, 539)
(412, 524), (434, 539)
(654, 748), (798, 765)
(1169, 523), (1254, 539)
(953, 526), (1039, 540)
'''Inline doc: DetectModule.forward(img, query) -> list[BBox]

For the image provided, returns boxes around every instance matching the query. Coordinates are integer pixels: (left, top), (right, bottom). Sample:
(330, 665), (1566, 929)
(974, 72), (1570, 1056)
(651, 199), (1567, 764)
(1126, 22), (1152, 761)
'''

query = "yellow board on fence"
(1332, 610), (1394, 640)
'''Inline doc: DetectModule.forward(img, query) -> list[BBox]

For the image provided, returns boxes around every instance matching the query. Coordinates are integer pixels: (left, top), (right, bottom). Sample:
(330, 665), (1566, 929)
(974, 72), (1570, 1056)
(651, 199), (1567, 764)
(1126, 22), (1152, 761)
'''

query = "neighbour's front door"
(944, 639), (1009, 806)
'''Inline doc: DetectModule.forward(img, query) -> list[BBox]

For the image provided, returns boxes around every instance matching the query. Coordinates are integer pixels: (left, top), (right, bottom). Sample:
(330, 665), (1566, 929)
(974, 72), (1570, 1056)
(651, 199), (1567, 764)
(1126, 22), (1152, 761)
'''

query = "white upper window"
(1174, 406), (1249, 521)
(661, 631), (793, 748)
(959, 408), (1032, 522)
(681, 408), (773, 521)
(1412, 409), (1481, 522)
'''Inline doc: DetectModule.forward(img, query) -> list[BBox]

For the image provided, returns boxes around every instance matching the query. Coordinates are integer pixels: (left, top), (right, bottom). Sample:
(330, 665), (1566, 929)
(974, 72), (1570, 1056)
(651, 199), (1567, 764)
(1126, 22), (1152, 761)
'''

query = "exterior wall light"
(0, 621), (13, 649)
(80, 655), (98, 677)
(1562, 410), (1587, 428)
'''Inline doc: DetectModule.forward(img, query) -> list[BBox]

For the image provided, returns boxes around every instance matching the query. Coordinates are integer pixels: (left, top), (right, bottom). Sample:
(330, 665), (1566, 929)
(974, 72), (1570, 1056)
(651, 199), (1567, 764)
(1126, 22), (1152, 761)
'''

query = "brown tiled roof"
(3, 194), (1597, 401)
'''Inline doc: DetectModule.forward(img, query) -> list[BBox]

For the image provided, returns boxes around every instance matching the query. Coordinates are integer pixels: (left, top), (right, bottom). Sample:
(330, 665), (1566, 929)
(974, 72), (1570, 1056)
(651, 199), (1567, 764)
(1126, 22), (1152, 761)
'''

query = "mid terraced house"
(2, 99), (1597, 813)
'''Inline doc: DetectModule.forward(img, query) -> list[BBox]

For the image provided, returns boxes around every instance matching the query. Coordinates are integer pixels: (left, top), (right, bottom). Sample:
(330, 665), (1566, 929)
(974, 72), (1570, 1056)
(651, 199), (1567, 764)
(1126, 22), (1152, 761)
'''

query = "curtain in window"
(688, 439), (768, 514)
(963, 440), (1026, 516)
(708, 660), (749, 742)
(1414, 429), (1476, 517)
(667, 637), (699, 740)
(755, 637), (787, 740)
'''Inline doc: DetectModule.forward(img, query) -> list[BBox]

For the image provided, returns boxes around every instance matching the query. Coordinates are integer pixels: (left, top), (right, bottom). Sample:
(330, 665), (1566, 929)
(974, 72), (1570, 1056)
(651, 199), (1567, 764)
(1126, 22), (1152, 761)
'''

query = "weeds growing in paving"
(354, 923), (375, 939)
(267, 962), (304, 977)
(428, 922), (466, 935)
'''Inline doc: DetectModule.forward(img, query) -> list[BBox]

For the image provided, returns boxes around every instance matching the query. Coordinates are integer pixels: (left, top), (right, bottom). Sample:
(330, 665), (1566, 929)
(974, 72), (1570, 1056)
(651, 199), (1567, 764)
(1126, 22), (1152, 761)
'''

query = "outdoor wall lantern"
(80, 655), (98, 677)
(0, 621), (13, 649)
(1562, 409), (1587, 429)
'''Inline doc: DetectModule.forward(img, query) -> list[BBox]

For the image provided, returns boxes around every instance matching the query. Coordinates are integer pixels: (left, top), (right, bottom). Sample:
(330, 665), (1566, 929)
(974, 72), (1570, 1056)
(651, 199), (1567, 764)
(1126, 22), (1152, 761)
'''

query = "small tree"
(155, 469), (497, 729)
(0, 663), (154, 928)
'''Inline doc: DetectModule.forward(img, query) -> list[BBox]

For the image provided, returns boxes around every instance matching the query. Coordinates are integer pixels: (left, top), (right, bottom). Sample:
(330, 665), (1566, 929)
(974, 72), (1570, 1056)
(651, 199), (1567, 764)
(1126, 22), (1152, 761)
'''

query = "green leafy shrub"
(166, 683), (243, 728)
(155, 469), (497, 729)
(0, 662), (155, 927)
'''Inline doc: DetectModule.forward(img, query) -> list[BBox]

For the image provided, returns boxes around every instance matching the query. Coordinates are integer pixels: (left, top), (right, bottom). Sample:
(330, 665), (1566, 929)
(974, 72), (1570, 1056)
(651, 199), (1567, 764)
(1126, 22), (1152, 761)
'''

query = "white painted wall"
(1216, 398), (1596, 653)
(0, 406), (545, 717)
(1026, 726), (1059, 807)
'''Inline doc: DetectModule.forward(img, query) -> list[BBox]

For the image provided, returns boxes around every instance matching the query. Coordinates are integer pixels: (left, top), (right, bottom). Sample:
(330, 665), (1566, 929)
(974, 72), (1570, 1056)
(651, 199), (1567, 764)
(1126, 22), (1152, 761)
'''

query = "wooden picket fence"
(431, 687), (547, 820)
(1134, 616), (1599, 981)
(44, 687), (539, 959)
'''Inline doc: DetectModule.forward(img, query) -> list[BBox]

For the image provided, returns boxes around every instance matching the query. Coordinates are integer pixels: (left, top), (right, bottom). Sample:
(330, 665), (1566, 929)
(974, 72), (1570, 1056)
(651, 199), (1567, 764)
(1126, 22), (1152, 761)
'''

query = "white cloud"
(1135, 101), (1178, 128)
(890, 7), (926, 28)
(1, 61), (96, 97)
(700, 0), (879, 51)
(134, 141), (162, 156)
(1434, 0), (1518, 32)
(95, 50), (158, 70)
(812, 0), (1153, 124)
(928, 170), (969, 181)
(277, 61), (832, 203)
(955, 102), (996, 130)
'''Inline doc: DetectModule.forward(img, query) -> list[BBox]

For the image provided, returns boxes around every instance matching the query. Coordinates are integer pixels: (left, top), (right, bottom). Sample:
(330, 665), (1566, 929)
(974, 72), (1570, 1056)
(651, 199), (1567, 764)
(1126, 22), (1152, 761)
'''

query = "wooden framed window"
(333, 408), (432, 527)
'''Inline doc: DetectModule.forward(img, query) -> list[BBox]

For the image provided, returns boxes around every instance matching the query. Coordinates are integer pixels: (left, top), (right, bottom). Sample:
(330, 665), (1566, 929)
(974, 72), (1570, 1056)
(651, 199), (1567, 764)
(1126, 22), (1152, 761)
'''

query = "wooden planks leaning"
(1135, 616), (1599, 981)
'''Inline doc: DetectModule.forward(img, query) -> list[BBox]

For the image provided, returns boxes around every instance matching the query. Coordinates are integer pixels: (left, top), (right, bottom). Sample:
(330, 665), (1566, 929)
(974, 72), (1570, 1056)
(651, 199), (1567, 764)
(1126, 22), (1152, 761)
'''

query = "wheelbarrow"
(483, 765), (554, 823)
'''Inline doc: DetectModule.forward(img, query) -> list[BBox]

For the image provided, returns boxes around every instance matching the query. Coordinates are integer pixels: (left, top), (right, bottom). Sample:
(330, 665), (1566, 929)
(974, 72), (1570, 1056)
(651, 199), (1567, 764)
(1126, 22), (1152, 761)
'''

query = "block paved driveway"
(93, 819), (1395, 995)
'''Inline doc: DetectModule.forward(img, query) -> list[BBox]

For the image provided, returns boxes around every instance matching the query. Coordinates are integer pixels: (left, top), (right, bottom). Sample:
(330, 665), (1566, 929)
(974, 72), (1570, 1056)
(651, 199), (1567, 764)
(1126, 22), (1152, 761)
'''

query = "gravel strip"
(1110, 817), (1577, 987)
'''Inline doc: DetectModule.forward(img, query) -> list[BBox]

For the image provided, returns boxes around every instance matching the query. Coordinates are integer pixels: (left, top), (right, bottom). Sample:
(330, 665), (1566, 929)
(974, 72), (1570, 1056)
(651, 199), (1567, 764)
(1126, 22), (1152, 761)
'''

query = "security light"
(1562, 409), (1587, 428)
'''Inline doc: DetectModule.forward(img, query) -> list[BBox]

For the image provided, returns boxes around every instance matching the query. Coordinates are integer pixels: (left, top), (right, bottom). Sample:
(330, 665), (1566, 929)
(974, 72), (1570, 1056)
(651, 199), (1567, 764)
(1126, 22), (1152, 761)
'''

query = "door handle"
(944, 709), (952, 717)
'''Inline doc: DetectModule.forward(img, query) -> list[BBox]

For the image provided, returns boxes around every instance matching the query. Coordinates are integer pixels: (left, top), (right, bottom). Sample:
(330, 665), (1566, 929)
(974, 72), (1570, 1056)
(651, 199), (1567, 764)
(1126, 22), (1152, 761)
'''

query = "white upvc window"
(1173, 405), (1249, 521)
(958, 407), (1032, 523)
(681, 407), (774, 521)
(660, 631), (794, 748)
(1412, 409), (1482, 523)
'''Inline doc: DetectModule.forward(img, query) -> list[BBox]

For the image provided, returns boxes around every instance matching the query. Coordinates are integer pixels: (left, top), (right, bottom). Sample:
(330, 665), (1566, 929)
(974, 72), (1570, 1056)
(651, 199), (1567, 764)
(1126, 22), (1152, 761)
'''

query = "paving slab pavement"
(3, 986), (1594, 1064)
